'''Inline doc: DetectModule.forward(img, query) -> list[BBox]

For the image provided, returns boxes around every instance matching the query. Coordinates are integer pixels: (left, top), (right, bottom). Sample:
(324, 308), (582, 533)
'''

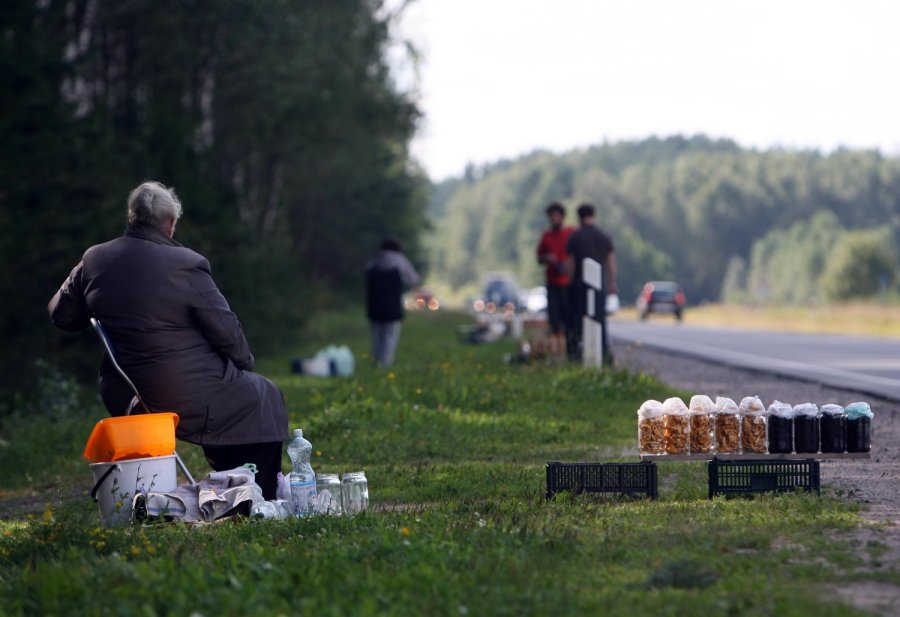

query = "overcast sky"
(396, 0), (900, 180)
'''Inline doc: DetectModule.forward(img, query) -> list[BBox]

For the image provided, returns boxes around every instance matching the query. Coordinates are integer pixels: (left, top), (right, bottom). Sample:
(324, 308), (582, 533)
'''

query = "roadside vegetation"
(0, 310), (892, 616)
(429, 137), (900, 311)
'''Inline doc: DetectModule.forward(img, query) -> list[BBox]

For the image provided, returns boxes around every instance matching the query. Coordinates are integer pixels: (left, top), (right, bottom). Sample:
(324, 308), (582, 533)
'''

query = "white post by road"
(582, 257), (603, 368)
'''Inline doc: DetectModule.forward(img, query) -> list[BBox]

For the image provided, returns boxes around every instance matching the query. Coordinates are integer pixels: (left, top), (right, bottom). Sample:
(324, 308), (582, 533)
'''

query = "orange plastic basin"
(83, 412), (179, 463)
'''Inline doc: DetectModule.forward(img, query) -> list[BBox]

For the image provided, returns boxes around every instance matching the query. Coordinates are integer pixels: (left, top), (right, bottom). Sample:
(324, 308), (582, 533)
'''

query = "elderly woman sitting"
(48, 181), (289, 499)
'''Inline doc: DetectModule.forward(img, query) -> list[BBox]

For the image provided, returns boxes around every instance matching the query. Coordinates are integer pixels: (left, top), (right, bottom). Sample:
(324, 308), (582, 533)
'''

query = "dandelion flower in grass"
(315, 450), (322, 457)
(387, 372), (396, 381)
(415, 388), (422, 395)
(400, 526), (411, 537)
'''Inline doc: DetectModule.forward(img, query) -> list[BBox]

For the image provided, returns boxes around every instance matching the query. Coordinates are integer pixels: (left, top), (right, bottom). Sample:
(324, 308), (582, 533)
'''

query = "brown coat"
(48, 224), (289, 446)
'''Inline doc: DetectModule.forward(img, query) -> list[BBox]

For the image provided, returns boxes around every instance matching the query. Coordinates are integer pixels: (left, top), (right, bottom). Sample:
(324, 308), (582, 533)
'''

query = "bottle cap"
(294, 428), (304, 437)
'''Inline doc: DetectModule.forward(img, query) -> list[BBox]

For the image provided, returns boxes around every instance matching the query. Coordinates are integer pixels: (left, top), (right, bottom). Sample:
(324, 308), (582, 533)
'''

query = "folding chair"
(90, 317), (195, 484)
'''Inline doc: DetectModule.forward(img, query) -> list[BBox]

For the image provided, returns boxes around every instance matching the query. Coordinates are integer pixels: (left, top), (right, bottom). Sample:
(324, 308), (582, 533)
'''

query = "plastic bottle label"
(291, 479), (317, 516)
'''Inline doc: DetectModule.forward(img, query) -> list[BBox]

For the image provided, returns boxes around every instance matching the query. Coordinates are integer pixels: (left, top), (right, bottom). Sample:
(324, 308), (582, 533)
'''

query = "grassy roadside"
(0, 309), (893, 616)
(618, 302), (900, 338)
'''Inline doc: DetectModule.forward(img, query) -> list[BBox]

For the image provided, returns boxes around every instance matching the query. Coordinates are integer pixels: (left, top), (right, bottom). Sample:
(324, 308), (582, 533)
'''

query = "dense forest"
(0, 0), (425, 401)
(427, 136), (900, 307)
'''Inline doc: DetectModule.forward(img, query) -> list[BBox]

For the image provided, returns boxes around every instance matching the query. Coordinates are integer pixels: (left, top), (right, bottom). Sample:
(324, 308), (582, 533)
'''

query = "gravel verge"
(613, 340), (900, 614)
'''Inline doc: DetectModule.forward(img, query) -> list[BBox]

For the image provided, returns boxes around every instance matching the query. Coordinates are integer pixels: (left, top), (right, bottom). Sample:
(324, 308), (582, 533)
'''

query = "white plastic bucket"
(89, 455), (177, 526)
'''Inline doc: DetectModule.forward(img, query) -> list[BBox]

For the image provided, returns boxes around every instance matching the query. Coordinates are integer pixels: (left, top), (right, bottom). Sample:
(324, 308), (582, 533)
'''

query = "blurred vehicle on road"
(405, 288), (440, 311)
(636, 281), (685, 321)
(523, 286), (548, 314)
(471, 272), (520, 314)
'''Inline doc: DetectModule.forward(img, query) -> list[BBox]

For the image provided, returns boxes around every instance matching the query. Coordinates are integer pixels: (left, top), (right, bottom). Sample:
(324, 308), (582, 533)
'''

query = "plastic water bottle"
(251, 499), (293, 520)
(287, 428), (316, 516)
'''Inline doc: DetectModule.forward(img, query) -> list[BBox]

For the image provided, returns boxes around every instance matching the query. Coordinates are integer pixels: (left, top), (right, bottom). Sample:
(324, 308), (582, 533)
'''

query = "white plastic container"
(89, 455), (177, 526)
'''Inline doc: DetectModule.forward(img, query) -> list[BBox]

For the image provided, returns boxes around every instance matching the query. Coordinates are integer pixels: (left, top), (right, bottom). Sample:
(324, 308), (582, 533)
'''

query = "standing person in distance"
(536, 202), (575, 355)
(565, 203), (617, 365)
(48, 181), (289, 499)
(365, 237), (420, 368)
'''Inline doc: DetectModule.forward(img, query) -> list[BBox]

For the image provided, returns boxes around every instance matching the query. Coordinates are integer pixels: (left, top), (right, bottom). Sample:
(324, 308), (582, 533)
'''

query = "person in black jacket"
(565, 203), (617, 365)
(365, 238), (420, 368)
(48, 181), (289, 499)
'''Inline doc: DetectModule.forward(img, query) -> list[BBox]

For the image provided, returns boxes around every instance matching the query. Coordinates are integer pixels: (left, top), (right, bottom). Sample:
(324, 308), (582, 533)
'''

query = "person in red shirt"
(536, 202), (575, 350)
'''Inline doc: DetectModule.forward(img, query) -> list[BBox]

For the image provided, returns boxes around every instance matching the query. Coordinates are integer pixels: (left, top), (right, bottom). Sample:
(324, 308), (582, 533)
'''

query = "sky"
(395, 0), (900, 181)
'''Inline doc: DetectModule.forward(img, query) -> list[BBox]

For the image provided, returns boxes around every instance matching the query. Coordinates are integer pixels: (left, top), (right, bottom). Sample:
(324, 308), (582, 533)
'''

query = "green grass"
(0, 310), (892, 616)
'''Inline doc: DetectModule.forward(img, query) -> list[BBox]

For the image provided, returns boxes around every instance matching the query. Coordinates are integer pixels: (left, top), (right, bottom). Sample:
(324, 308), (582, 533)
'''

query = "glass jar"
(662, 397), (689, 455)
(793, 414), (820, 453)
(689, 412), (715, 455)
(767, 415), (793, 453)
(739, 397), (767, 454)
(341, 471), (369, 514)
(638, 401), (665, 455)
(715, 412), (741, 453)
(315, 473), (342, 515)
(766, 402), (793, 454)
(688, 395), (716, 455)
(741, 414), (767, 454)
(820, 407), (847, 453)
(846, 417), (871, 453)
(845, 402), (873, 453)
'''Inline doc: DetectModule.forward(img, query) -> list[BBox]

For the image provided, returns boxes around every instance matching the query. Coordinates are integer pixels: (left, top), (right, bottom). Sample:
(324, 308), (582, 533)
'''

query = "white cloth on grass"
(136, 466), (263, 522)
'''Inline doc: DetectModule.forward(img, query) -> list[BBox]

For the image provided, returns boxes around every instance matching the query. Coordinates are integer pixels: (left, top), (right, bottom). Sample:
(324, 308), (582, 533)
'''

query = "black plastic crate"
(546, 461), (658, 500)
(708, 459), (820, 498)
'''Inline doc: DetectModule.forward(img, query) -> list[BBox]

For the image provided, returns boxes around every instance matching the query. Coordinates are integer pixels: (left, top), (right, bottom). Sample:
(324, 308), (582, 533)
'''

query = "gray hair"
(127, 181), (183, 228)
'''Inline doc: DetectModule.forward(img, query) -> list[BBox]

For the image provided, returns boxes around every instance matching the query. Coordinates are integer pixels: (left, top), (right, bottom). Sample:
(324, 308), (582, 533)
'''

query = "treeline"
(428, 136), (900, 306)
(0, 0), (425, 401)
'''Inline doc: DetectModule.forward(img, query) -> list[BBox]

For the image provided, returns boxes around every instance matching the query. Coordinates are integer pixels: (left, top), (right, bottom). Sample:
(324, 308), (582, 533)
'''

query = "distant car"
(523, 286), (548, 314)
(405, 288), (440, 311)
(472, 274), (520, 314)
(636, 281), (685, 321)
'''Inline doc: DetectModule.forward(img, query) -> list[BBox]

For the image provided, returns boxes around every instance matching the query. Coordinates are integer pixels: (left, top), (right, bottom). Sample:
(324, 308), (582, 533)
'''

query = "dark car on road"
(636, 281), (686, 321)
(472, 273), (520, 314)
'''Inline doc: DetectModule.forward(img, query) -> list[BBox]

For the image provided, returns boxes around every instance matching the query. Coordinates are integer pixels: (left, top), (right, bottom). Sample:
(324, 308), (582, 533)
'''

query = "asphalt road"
(610, 318), (900, 402)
